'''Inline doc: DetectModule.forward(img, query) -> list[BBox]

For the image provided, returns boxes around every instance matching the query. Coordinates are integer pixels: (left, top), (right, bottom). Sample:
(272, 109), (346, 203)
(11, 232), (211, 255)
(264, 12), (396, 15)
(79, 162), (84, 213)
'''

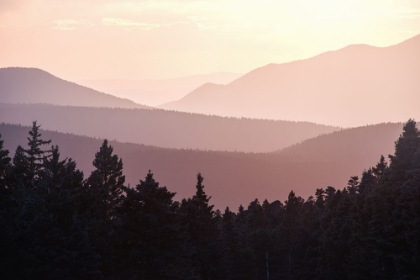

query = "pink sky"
(1, 0), (420, 81)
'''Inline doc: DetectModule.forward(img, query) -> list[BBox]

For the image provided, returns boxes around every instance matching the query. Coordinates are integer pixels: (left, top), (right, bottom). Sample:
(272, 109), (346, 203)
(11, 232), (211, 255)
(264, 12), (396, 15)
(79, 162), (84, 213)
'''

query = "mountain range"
(78, 72), (241, 107)
(0, 67), (149, 109)
(160, 35), (420, 127)
(0, 35), (415, 208)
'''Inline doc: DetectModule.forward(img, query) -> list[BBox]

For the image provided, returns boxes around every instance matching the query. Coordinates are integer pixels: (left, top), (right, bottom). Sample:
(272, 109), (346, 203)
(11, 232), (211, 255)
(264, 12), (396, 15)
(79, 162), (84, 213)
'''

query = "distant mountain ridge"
(160, 34), (420, 127)
(0, 122), (403, 209)
(0, 103), (338, 153)
(78, 72), (242, 106)
(0, 67), (149, 109)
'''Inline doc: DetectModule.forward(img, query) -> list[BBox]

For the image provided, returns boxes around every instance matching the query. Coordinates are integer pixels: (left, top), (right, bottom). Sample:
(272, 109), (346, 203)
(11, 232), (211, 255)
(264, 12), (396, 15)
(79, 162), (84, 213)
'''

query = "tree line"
(0, 120), (419, 279)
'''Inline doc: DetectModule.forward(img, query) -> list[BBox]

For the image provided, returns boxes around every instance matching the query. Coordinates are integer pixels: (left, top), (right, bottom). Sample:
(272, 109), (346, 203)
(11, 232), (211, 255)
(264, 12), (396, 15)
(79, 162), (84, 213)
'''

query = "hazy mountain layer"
(79, 72), (242, 106)
(0, 122), (402, 209)
(160, 35), (420, 127)
(0, 103), (337, 153)
(0, 67), (149, 109)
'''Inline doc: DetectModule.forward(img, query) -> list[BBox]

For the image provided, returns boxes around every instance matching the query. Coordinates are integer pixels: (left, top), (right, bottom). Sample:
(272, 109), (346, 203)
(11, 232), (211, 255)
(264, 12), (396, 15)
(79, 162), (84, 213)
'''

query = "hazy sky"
(1, 0), (419, 80)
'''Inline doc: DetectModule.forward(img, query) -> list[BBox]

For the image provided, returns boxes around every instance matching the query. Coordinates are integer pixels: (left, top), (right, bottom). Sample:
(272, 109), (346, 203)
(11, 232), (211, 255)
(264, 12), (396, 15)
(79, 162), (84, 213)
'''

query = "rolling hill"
(275, 123), (402, 165)
(0, 122), (403, 209)
(0, 67), (149, 109)
(0, 103), (338, 153)
(160, 34), (420, 127)
(78, 72), (242, 107)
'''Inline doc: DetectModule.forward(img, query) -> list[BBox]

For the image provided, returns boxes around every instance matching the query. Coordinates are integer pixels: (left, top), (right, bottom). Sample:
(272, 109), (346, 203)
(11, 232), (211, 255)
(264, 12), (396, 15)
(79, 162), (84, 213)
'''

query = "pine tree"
(388, 119), (420, 183)
(9, 145), (28, 186)
(358, 168), (375, 194)
(318, 188), (355, 279)
(23, 121), (51, 182)
(180, 173), (223, 280)
(383, 120), (420, 278)
(0, 134), (13, 272)
(315, 188), (326, 208)
(0, 133), (11, 202)
(87, 139), (125, 218)
(347, 120), (420, 279)
(116, 171), (193, 279)
(221, 207), (257, 280)
(194, 173), (213, 210)
(347, 176), (359, 194)
(83, 140), (126, 277)
(372, 155), (388, 180)
(403, 148), (420, 276)
(295, 198), (321, 279)
(0, 133), (11, 181)
(281, 191), (304, 279)
(41, 145), (84, 192)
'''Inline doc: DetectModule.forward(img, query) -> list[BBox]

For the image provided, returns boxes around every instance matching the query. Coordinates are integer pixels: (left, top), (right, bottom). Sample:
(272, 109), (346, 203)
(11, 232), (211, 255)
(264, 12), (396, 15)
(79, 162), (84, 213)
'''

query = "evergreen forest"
(1, 120), (420, 280)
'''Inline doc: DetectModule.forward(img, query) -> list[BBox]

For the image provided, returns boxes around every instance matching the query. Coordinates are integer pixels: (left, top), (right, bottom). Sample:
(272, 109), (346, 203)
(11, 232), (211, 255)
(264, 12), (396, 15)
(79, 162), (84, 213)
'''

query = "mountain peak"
(161, 35), (420, 127)
(397, 33), (420, 45)
(0, 67), (149, 109)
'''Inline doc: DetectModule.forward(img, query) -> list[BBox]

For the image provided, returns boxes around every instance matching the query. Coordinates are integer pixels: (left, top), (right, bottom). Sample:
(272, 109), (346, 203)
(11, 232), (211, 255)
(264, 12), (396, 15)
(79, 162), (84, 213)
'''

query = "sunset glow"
(1, 1), (420, 278)
(1, 0), (419, 80)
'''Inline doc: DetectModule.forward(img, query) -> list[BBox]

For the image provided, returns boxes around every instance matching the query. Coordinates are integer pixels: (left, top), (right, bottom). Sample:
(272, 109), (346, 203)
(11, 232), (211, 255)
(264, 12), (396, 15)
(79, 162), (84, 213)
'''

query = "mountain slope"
(0, 103), (338, 153)
(0, 67), (149, 109)
(275, 123), (403, 166)
(78, 72), (242, 106)
(0, 122), (403, 209)
(160, 35), (420, 127)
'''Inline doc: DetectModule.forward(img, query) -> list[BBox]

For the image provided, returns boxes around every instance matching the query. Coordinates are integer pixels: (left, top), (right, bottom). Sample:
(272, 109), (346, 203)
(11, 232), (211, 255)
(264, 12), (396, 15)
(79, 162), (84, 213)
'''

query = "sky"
(1, 0), (420, 80)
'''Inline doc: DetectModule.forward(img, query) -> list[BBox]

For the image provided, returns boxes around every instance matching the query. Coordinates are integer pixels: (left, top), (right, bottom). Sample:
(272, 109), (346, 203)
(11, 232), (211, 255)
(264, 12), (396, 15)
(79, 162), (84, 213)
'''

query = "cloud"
(53, 19), (94, 30)
(162, 20), (189, 27)
(310, 7), (420, 22)
(186, 15), (282, 31)
(102, 17), (189, 30)
(102, 17), (160, 30)
(186, 16), (209, 22)
(390, 7), (420, 19)
(186, 15), (217, 30)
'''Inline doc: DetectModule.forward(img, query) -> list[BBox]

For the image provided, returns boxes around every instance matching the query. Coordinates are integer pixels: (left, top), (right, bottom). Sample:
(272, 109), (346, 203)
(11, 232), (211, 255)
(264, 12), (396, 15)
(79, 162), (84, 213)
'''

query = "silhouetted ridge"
(275, 123), (402, 163)
(78, 72), (242, 106)
(0, 103), (338, 153)
(161, 82), (225, 106)
(160, 34), (420, 126)
(0, 67), (149, 109)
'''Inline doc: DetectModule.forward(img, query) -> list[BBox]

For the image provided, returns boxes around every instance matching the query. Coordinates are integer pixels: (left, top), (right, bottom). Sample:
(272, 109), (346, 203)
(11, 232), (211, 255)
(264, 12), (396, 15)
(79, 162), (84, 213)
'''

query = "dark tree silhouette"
(0, 120), (419, 279)
(23, 121), (51, 182)
(87, 139), (125, 218)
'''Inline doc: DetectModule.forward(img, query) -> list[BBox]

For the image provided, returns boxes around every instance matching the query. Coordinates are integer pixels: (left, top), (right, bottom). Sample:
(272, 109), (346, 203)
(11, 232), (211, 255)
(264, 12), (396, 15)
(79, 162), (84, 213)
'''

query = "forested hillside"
(0, 103), (338, 152)
(0, 120), (419, 279)
(276, 123), (402, 163)
(0, 122), (401, 210)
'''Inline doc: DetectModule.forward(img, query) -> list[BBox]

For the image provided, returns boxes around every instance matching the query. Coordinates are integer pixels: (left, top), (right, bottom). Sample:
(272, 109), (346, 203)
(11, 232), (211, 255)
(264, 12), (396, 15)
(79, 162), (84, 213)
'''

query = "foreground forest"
(1, 120), (420, 279)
